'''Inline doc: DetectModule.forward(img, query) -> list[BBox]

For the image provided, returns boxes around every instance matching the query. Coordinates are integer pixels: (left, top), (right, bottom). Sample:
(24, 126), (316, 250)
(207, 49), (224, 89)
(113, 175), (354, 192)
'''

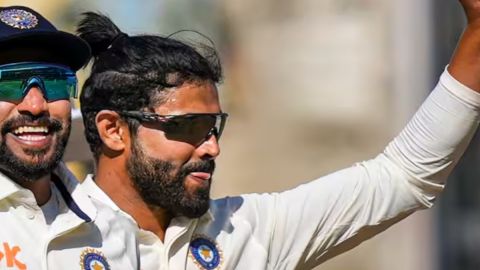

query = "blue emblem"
(0, 9), (38, 29)
(80, 248), (110, 270)
(190, 236), (222, 269)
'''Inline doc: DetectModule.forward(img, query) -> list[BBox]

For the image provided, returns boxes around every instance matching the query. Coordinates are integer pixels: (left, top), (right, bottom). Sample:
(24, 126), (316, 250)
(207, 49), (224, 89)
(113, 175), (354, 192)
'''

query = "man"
(78, 0), (480, 269)
(0, 6), (138, 270)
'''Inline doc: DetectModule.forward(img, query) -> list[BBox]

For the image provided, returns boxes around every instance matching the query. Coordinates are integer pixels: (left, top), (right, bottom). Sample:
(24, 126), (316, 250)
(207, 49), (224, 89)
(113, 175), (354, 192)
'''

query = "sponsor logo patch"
(0, 242), (26, 269)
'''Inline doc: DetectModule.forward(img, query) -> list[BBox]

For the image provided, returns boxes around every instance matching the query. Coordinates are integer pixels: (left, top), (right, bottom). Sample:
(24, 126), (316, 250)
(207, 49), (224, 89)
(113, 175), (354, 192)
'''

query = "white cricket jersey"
(82, 69), (480, 270)
(0, 162), (139, 270)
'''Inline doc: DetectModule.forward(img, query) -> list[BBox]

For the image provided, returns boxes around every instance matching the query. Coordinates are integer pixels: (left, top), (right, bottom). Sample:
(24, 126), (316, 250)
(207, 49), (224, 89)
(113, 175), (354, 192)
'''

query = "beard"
(0, 114), (70, 182)
(127, 140), (214, 218)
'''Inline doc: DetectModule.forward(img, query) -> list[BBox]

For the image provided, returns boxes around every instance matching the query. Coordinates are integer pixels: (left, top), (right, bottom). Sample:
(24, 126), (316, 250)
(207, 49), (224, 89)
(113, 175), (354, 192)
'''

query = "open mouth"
(7, 124), (56, 149)
(12, 125), (51, 141)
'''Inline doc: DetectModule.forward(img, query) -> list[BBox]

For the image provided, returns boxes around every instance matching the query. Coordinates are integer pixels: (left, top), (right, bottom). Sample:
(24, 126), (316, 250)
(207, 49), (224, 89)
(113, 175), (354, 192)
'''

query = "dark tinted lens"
(0, 80), (24, 100)
(44, 78), (76, 100)
(217, 114), (227, 138)
(164, 115), (217, 145)
(32, 66), (76, 100)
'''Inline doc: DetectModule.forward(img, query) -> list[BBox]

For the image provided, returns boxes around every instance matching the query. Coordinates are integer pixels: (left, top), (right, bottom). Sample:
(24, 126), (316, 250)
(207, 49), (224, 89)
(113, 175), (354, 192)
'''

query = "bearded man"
(78, 0), (480, 268)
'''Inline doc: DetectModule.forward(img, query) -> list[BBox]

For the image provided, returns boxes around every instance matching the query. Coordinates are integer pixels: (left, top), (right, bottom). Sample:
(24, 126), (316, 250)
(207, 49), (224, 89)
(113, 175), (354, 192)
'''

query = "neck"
(22, 175), (52, 206)
(96, 156), (172, 241)
(3, 170), (52, 206)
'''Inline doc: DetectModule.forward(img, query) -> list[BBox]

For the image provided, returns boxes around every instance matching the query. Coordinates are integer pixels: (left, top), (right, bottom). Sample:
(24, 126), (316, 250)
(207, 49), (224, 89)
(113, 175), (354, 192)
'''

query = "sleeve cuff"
(440, 66), (480, 109)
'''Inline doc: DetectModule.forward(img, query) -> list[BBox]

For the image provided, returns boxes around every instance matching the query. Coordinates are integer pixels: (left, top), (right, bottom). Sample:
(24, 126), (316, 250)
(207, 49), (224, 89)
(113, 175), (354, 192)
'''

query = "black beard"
(127, 140), (214, 218)
(0, 114), (70, 182)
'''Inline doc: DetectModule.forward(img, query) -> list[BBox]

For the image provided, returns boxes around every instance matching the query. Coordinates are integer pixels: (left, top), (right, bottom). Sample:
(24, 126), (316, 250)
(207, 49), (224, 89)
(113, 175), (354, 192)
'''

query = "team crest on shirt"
(0, 9), (38, 29)
(189, 235), (223, 269)
(79, 248), (110, 270)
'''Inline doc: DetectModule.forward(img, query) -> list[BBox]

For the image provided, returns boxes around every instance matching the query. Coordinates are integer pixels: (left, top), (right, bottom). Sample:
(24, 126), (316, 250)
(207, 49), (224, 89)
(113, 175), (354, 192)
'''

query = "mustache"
(1, 114), (63, 135)
(181, 160), (216, 175)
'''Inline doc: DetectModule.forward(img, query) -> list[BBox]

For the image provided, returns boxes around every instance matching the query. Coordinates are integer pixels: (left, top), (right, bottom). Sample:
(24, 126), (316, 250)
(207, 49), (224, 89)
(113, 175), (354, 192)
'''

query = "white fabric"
(82, 69), (480, 270)
(39, 183), (60, 226)
(0, 162), (139, 270)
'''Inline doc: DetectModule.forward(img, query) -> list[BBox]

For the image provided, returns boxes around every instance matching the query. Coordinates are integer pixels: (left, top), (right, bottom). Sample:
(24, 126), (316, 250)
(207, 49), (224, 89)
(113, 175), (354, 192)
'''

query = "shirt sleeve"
(251, 69), (480, 269)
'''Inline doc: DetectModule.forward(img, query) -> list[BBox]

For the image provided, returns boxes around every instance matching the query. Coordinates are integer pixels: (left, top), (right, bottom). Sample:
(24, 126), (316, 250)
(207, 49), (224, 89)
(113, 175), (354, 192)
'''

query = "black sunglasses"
(119, 111), (228, 146)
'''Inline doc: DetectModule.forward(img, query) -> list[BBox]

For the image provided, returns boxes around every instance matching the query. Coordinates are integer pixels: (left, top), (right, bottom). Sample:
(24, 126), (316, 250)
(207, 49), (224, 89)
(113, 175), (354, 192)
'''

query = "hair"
(77, 12), (223, 159)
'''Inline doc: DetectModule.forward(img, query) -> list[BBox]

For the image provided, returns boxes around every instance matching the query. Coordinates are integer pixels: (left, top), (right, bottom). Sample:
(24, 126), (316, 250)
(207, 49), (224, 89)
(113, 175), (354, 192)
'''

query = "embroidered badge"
(189, 235), (222, 270)
(0, 9), (38, 29)
(79, 248), (110, 270)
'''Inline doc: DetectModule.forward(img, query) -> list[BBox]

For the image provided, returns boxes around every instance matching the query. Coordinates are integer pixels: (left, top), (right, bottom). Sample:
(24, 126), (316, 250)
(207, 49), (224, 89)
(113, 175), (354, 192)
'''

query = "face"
(126, 81), (222, 218)
(0, 86), (71, 182)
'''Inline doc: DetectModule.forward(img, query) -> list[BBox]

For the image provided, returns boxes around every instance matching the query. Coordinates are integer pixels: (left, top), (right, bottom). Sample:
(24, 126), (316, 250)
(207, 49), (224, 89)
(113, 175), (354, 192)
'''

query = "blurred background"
(3, 0), (478, 269)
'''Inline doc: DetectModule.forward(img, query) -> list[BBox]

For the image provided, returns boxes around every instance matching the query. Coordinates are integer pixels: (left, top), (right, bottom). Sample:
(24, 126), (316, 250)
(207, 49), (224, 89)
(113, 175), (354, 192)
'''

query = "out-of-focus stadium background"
(4, 0), (478, 269)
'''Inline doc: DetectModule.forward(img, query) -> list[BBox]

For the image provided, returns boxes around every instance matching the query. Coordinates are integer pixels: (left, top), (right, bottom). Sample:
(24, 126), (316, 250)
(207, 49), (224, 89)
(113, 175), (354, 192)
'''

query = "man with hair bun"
(0, 5), (138, 270)
(78, 0), (480, 269)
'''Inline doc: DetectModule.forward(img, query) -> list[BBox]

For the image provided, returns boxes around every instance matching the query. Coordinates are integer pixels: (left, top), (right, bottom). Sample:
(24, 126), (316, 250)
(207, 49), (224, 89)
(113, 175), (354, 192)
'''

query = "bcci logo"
(0, 9), (38, 29)
(80, 248), (110, 270)
(189, 235), (223, 270)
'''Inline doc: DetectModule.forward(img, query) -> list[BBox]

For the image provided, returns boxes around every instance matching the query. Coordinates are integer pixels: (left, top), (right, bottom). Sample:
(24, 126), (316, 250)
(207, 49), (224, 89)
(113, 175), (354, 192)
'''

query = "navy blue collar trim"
(52, 174), (92, 222)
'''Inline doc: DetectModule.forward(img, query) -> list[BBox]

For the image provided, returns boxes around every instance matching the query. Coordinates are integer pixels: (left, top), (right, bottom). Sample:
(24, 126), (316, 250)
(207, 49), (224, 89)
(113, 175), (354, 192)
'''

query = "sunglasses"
(0, 62), (77, 102)
(119, 111), (228, 146)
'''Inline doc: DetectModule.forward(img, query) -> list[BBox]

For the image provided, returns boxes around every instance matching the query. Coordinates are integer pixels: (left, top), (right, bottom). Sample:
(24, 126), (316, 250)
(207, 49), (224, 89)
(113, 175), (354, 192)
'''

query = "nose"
(195, 133), (221, 160)
(16, 87), (48, 116)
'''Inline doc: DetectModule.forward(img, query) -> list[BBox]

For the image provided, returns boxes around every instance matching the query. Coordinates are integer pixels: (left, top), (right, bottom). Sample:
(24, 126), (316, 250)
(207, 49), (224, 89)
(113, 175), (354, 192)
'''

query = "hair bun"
(77, 12), (124, 57)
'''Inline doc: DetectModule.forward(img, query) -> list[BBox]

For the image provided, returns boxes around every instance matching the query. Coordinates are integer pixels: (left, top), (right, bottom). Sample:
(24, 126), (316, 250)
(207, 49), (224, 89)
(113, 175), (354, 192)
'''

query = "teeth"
(18, 135), (46, 141)
(12, 126), (49, 135)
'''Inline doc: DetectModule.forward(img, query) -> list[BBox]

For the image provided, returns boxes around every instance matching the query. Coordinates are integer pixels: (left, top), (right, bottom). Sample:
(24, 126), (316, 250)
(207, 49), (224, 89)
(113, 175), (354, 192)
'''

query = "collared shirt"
(0, 162), (138, 270)
(82, 69), (480, 270)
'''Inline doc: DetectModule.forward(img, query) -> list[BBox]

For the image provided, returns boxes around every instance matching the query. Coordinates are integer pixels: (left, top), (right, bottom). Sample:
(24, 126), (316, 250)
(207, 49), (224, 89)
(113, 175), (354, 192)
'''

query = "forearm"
(384, 70), (480, 203)
(448, 0), (480, 92)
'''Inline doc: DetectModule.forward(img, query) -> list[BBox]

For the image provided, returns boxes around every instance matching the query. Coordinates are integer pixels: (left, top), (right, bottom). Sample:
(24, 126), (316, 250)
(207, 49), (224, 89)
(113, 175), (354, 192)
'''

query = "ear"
(95, 110), (128, 152)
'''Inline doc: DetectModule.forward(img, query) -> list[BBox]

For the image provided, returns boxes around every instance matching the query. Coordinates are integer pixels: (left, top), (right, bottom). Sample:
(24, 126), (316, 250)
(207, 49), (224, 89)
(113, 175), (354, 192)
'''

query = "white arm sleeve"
(253, 70), (480, 269)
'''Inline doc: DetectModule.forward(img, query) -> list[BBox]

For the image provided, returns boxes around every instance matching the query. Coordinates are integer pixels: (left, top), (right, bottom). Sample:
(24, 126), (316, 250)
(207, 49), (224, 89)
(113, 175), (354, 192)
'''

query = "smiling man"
(78, 1), (480, 269)
(0, 6), (138, 270)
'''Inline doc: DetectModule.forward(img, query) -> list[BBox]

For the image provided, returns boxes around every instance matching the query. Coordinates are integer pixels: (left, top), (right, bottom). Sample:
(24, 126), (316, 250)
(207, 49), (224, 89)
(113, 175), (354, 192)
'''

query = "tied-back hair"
(77, 12), (223, 159)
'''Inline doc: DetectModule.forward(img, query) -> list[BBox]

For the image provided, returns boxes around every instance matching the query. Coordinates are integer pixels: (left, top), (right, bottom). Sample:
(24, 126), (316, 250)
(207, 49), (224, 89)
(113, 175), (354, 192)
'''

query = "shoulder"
(207, 193), (277, 226)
